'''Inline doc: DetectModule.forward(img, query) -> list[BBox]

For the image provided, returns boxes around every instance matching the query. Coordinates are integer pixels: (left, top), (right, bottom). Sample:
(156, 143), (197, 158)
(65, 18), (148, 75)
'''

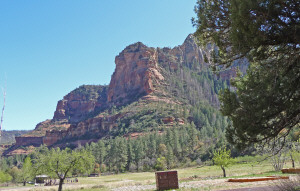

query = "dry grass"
(0, 161), (296, 191)
(274, 175), (300, 191)
(71, 161), (292, 191)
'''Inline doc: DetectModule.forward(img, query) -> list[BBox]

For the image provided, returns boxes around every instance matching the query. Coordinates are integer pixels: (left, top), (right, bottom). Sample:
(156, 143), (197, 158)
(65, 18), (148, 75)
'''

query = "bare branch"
(0, 79), (6, 137)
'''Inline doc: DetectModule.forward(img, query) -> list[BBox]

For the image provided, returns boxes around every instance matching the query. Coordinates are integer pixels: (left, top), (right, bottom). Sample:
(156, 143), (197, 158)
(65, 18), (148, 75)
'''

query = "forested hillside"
(7, 35), (245, 159)
(0, 130), (29, 145)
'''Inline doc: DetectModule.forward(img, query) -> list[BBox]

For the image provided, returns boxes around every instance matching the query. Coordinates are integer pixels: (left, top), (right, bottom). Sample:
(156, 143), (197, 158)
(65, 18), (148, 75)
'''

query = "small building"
(35, 175), (48, 184)
(88, 173), (99, 177)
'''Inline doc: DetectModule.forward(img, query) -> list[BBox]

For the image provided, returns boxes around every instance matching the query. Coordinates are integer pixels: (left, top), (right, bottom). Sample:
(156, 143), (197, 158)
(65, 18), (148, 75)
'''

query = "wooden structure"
(88, 173), (99, 177)
(35, 175), (48, 184)
(281, 168), (300, 174)
(155, 170), (179, 190)
(228, 176), (289, 182)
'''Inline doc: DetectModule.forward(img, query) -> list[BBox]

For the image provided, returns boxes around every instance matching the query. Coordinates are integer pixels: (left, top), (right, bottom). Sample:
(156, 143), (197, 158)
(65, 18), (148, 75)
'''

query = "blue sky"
(0, 1), (196, 131)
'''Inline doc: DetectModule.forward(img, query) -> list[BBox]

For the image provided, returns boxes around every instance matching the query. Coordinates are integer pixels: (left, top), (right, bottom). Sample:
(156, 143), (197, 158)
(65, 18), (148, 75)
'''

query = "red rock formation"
(66, 113), (122, 138)
(162, 117), (175, 124)
(177, 118), (184, 125)
(53, 85), (107, 123)
(53, 93), (99, 123)
(43, 130), (68, 146)
(6, 147), (35, 156)
(12, 34), (247, 149)
(15, 136), (43, 147)
(107, 42), (164, 106)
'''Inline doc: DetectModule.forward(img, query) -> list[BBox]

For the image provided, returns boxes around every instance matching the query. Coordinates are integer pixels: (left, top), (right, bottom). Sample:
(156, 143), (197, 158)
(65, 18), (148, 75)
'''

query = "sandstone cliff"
(53, 85), (108, 123)
(107, 42), (164, 106)
(13, 34), (245, 150)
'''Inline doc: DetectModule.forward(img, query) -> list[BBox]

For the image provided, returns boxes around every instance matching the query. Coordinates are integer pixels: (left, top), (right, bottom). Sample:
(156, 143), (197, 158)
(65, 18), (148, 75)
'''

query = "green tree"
(90, 141), (106, 172)
(133, 139), (145, 171)
(127, 137), (135, 171)
(147, 134), (157, 158)
(0, 171), (12, 183)
(8, 166), (20, 183)
(19, 156), (34, 186)
(106, 139), (118, 172)
(213, 147), (233, 177)
(33, 147), (94, 191)
(172, 129), (182, 158)
(158, 143), (167, 157)
(155, 157), (167, 171)
(166, 144), (174, 169)
(188, 123), (198, 153)
(116, 138), (127, 173)
(193, 0), (300, 149)
(0, 157), (9, 171)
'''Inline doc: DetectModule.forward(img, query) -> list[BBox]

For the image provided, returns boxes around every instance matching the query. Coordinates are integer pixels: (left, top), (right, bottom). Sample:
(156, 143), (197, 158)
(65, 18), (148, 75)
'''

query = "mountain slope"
(11, 34), (246, 150)
(0, 130), (29, 144)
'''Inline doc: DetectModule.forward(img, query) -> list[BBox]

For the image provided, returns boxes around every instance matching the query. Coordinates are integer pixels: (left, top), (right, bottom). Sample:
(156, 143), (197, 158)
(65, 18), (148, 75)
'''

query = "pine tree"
(133, 138), (145, 171)
(116, 138), (127, 173)
(193, 0), (300, 148)
(166, 144), (174, 169)
(148, 134), (157, 159)
(172, 129), (182, 159)
(126, 137), (135, 171)
(96, 140), (106, 171)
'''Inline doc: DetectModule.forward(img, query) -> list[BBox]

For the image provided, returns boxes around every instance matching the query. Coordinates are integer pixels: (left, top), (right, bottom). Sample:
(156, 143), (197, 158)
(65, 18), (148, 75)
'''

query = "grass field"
(0, 160), (296, 191)
(61, 161), (294, 191)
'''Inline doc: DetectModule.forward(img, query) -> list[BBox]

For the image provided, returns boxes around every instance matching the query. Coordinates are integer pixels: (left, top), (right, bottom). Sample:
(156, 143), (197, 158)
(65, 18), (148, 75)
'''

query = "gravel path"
(220, 186), (280, 191)
(1, 178), (293, 191)
(111, 178), (282, 191)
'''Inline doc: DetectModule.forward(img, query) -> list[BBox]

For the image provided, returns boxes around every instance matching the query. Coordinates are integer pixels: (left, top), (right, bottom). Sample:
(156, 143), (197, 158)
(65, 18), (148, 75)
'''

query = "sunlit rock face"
(53, 85), (108, 123)
(107, 42), (164, 106)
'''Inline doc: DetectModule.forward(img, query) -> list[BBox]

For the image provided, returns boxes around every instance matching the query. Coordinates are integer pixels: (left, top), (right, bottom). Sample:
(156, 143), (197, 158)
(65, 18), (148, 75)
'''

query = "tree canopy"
(193, 0), (300, 149)
(19, 156), (34, 186)
(213, 147), (233, 177)
(33, 147), (94, 191)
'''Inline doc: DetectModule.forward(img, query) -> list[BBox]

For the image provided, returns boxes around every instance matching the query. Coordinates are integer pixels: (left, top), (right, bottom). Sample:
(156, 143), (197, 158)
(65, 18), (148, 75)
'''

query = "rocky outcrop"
(53, 85), (108, 123)
(15, 137), (43, 147)
(162, 117), (175, 124)
(157, 34), (206, 71)
(107, 42), (164, 106)
(43, 130), (68, 146)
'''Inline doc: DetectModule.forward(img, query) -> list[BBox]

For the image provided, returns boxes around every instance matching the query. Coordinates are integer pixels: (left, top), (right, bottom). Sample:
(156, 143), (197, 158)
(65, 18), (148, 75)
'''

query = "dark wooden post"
(155, 170), (179, 190)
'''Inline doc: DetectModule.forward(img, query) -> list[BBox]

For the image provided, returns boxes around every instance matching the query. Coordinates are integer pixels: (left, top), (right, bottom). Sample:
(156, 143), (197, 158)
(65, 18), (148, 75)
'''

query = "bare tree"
(0, 82), (6, 137)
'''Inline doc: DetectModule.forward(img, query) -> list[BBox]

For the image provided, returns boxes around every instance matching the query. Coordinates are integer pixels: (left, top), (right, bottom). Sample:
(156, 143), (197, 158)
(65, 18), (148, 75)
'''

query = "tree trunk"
(221, 166), (226, 177)
(23, 181), (26, 186)
(290, 153), (295, 168)
(58, 178), (64, 191)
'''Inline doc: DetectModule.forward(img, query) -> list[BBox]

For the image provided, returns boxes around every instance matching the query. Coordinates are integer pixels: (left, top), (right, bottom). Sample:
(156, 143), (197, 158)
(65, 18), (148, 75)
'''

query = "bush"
(155, 157), (167, 171)
(275, 175), (300, 191)
(129, 163), (137, 172)
(0, 171), (12, 183)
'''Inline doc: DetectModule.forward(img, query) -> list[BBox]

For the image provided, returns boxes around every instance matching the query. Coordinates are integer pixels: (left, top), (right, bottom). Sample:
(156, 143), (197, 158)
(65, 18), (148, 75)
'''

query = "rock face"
(15, 137), (43, 147)
(53, 85), (108, 123)
(13, 34), (246, 150)
(43, 130), (68, 146)
(107, 42), (164, 106)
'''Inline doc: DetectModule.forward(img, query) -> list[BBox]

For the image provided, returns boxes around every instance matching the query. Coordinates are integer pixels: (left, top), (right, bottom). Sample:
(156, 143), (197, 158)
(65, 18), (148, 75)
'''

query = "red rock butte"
(10, 34), (246, 153)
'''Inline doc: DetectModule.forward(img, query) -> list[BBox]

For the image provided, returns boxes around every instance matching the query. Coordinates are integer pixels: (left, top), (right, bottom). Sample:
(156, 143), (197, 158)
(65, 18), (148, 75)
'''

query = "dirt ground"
(110, 178), (286, 191)
(0, 177), (296, 191)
